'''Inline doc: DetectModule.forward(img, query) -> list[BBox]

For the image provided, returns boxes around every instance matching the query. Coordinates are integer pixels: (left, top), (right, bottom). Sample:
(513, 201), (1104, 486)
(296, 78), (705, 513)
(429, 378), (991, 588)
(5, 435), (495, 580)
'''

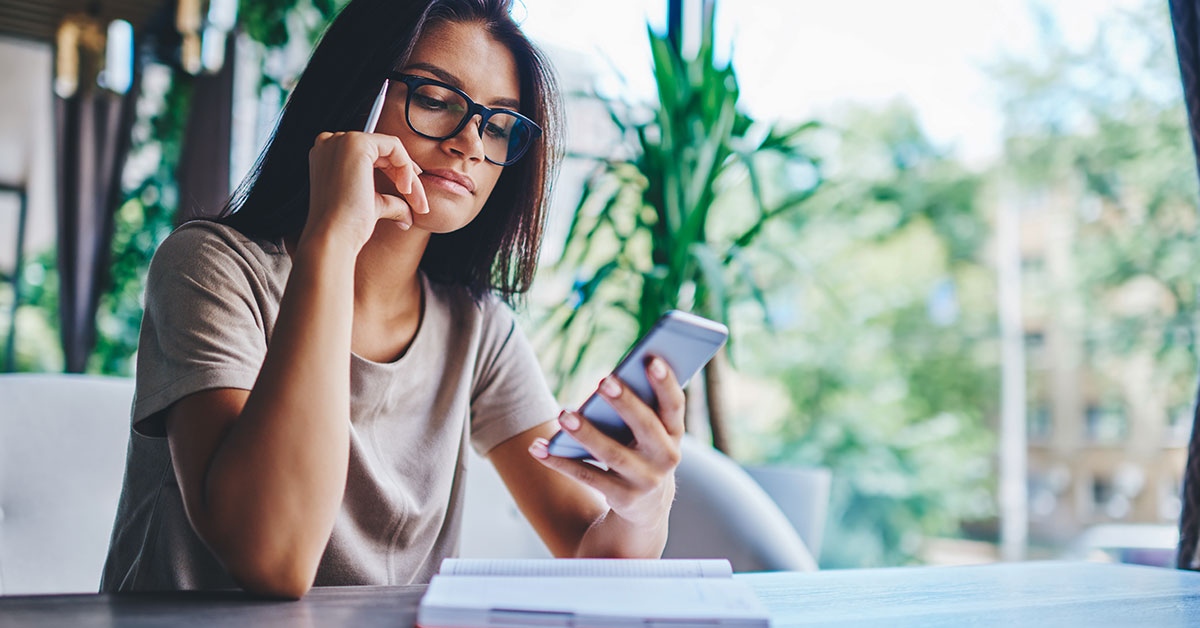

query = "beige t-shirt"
(100, 220), (558, 592)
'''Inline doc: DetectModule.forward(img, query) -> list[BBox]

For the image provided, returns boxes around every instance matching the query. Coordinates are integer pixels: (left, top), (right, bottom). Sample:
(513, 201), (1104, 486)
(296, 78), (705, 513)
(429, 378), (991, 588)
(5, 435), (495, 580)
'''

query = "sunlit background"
(1, 0), (1194, 570)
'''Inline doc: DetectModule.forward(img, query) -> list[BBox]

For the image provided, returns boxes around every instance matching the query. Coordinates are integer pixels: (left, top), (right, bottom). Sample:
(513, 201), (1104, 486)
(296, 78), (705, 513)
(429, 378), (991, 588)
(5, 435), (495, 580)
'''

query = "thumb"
(376, 192), (414, 228)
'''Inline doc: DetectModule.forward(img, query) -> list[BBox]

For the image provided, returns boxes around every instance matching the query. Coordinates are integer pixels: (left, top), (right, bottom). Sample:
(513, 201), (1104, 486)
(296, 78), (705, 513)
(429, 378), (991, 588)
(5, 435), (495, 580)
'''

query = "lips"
(422, 169), (476, 194)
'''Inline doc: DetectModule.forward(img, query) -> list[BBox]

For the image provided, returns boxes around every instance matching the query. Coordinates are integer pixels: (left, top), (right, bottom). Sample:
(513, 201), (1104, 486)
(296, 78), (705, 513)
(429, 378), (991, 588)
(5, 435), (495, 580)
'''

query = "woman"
(101, 0), (685, 598)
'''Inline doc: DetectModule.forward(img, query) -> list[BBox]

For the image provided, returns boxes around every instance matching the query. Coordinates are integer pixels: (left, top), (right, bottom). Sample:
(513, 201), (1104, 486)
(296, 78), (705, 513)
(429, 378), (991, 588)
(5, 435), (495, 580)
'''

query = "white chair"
(0, 373), (134, 595)
(663, 437), (818, 571)
(743, 464), (831, 560)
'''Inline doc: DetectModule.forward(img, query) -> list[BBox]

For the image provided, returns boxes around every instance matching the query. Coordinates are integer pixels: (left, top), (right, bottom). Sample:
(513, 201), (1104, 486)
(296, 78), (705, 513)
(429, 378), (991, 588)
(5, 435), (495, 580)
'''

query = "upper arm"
(164, 388), (250, 540)
(486, 421), (608, 557)
(133, 225), (268, 437)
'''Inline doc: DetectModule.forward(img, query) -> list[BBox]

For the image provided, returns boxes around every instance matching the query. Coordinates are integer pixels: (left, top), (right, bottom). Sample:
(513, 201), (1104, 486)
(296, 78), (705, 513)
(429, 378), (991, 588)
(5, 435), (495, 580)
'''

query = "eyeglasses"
(384, 73), (542, 166)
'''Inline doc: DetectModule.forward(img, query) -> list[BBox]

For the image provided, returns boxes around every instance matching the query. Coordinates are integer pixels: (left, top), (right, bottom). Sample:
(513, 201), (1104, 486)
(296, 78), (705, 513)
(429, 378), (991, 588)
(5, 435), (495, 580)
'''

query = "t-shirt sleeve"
(131, 225), (269, 437)
(468, 300), (560, 455)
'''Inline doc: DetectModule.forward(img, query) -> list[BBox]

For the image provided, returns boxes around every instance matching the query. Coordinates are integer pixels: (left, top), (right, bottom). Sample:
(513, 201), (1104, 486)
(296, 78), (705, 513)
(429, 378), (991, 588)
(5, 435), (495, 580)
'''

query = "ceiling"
(0, 0), (166, 43)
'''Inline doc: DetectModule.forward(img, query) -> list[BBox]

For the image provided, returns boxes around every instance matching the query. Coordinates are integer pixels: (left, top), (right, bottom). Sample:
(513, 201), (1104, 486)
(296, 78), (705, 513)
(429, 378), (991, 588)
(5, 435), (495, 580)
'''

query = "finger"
(556, 409), (657, 486)
(596, 376), (674, 462)
(375, 193), (413, 229)
(373, 136), (429, 216)
(644, 356), (686, 438)
(529, 437), (636, 499)
(404, 166), (430, 215)
(366, 135), (419, 188)
(370, 137), (418, 188)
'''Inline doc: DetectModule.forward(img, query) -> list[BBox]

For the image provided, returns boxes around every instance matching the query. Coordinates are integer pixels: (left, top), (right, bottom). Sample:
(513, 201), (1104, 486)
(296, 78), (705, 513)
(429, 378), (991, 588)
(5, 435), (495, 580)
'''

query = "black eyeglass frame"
(385, 72), (542, 166)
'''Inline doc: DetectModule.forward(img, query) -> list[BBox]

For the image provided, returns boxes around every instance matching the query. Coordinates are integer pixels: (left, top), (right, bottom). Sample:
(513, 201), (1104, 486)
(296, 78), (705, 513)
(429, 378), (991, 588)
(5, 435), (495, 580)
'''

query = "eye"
(413, 93), (449, 111)
(484, 120), (511, 139)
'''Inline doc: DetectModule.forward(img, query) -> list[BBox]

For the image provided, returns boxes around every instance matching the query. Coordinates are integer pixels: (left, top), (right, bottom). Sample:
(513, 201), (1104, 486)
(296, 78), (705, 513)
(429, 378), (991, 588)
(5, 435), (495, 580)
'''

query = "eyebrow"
(401, 62), (522, 110)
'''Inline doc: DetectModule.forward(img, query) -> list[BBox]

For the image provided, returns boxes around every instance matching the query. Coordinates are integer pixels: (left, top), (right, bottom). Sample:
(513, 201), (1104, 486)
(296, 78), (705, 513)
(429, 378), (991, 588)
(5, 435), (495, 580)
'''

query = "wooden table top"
(2, 561), (1197, 627)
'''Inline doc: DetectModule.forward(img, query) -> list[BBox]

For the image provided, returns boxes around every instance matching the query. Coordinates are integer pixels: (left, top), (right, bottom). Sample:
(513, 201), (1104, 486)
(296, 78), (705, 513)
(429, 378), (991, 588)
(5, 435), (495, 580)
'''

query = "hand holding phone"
(546, 311), (729, 460)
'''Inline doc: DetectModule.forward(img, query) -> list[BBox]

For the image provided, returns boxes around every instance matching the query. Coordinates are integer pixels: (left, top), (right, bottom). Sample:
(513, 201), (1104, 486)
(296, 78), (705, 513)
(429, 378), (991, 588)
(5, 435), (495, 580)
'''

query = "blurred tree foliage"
(740, 0), (1196, 568)
(988, 1), (1200, 418)
(740, 103), (999, 568)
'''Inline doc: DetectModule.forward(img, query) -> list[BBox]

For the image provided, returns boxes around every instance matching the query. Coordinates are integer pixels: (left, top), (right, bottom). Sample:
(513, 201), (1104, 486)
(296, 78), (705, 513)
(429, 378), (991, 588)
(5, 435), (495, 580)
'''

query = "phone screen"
(546, 311), (728, 460)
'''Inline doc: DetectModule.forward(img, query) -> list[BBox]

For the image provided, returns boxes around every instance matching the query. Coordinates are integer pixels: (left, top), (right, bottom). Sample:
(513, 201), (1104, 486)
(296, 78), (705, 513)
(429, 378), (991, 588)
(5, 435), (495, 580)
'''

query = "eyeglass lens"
(407, 82), (534, 164)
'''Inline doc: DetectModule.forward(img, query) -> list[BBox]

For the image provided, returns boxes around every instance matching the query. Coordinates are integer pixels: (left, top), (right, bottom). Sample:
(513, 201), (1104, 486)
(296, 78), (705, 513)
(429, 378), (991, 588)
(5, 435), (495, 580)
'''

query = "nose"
(442, 114), (486, 162)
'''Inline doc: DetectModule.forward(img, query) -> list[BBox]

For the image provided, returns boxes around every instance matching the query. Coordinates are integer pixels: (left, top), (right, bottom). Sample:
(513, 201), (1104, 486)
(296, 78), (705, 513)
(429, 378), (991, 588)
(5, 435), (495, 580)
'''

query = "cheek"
(374, 112), (435, 161)
(474, 168), (505, 204)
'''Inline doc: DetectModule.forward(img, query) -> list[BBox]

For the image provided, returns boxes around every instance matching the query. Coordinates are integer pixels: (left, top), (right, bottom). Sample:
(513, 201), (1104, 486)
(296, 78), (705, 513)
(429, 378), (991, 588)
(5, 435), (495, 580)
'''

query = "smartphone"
(545, 310), (729, 460)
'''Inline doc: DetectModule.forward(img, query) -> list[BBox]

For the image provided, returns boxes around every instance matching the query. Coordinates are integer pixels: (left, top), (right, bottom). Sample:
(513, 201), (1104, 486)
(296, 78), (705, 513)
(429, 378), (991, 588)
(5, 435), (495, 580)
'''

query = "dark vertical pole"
(1169, 0), (1200, 570)
(3, 183), (27, 372)
(667, 0), (683, 52)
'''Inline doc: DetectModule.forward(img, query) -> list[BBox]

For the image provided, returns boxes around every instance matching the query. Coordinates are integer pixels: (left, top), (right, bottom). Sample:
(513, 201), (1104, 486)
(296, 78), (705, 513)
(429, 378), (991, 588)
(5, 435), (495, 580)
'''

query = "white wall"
(0, 36), (56, 273)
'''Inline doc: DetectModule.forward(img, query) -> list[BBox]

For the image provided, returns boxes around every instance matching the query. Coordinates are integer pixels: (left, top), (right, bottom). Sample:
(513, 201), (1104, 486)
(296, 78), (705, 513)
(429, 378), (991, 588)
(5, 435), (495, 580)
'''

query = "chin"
(412, 211), (475, 234)
(412, 196), (483, 233)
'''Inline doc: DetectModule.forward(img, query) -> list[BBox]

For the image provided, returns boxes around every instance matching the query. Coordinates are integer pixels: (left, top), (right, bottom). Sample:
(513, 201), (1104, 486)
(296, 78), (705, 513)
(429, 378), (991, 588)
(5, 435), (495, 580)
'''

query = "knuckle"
(663, 446), (682, 468)
(573, 464), (596, 485)
(603, 447), (628, 470)
(665, 386), (686, 410)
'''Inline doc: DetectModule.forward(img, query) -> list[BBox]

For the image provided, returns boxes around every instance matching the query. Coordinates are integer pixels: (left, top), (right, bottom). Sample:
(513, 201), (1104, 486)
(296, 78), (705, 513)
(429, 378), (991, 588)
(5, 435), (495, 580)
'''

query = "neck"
(352, 222), (431, 323)
(285, 221), (432, 323)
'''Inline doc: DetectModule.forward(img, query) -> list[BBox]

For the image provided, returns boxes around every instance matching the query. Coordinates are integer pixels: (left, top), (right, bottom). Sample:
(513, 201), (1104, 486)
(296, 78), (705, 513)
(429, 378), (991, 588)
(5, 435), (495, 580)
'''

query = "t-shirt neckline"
(350, 271), (431, 369)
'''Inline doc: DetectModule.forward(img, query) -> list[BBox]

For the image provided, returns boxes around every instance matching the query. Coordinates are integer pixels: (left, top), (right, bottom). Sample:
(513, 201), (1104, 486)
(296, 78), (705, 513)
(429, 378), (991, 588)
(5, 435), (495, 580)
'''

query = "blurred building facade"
(1019, 188), (1188, 555)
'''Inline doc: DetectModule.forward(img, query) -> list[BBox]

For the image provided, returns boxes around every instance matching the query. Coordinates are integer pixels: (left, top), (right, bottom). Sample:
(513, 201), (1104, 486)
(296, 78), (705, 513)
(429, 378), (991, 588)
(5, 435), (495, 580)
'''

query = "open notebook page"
(438, 558), (733, 578)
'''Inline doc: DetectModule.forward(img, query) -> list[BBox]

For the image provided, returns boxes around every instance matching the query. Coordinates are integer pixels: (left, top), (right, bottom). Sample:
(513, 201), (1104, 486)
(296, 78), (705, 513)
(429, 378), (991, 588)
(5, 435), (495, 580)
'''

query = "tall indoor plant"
(545, 3), (820, 452)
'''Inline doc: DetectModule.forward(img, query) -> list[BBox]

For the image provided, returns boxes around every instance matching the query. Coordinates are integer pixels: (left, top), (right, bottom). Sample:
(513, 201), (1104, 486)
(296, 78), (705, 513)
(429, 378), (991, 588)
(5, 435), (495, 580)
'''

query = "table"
(2, 561), (1199, 626)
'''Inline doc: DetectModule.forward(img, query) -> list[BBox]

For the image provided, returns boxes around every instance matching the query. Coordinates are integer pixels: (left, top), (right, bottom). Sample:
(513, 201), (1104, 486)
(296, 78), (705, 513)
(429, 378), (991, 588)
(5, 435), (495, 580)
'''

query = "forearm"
(201, 232), (357, 589)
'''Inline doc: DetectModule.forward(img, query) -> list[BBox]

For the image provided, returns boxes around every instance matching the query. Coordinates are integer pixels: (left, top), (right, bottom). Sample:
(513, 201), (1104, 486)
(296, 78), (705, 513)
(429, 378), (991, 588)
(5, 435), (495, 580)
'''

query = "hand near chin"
(303, 131), (430, 252)
(529, 357), (684, 529)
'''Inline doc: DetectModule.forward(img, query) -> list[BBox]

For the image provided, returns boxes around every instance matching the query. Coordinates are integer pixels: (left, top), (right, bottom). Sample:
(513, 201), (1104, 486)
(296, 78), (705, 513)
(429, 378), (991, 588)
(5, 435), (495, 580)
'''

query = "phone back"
(547, 311), (728, 459)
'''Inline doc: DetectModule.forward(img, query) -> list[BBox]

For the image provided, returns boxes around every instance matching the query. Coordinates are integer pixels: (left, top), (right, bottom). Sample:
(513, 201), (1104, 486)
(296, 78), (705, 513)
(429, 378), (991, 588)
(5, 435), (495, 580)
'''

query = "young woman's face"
(374, 20), (521, 234)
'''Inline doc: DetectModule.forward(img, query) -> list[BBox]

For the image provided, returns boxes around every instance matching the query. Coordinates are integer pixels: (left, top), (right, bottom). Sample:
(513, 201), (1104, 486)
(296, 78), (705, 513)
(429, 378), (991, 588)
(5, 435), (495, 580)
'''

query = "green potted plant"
(543, 3), (820, 452)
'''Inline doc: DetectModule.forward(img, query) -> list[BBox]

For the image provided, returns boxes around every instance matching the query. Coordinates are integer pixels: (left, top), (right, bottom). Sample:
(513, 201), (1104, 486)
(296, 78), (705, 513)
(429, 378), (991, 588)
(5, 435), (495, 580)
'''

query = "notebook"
(417, 558), (771, 628)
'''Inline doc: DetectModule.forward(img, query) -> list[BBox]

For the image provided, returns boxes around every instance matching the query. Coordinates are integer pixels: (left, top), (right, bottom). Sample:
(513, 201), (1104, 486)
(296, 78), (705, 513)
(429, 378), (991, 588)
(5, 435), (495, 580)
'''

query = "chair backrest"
(0, 373), (134, 595)
(664, 437), (818, 572)
(742, 464), (831, 560)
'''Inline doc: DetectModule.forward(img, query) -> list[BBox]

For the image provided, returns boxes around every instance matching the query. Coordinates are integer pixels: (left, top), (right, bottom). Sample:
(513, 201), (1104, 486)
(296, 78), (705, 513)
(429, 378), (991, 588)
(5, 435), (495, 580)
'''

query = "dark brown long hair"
(217, 0), (562, 303)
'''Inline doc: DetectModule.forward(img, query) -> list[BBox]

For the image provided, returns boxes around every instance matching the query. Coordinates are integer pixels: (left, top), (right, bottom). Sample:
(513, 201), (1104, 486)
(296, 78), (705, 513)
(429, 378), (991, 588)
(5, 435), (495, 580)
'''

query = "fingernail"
(559, 411), (580, 431)
(529, 438), (548, 459)
(600, 377), (621, 398)
(398, 221), (410, 230)
(649, 358), (668, 381)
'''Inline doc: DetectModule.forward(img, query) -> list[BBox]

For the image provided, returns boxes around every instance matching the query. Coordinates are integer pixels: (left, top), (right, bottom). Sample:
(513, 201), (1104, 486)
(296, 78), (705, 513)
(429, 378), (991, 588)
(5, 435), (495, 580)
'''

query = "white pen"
(363, 79), (389, 133)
